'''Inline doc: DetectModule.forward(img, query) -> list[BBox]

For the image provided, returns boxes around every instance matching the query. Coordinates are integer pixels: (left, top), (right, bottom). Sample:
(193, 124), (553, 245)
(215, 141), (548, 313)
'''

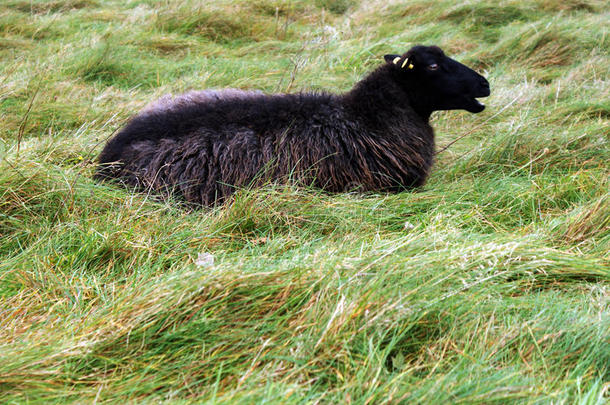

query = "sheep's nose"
(479, 77), (490, 96)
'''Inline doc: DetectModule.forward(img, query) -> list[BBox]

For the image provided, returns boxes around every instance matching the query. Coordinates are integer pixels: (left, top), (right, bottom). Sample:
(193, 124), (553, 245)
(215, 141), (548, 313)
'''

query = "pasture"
(0, 0), (608, 403)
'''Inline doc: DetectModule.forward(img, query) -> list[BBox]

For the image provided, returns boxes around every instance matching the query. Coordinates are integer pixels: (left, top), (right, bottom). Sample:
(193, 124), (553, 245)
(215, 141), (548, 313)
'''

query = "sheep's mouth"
(466, 92), (490, 113)
(468, 87), (491, 113)
(474, 98), (486, 110)
(463, 97), (483, 113)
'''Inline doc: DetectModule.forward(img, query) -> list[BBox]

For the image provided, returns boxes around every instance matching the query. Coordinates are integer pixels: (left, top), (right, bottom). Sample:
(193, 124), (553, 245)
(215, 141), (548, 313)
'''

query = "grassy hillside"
(0, 0), (608, 403)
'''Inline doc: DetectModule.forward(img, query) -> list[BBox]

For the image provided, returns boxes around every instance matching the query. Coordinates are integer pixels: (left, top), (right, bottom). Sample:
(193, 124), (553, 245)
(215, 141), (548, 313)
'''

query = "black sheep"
(96, 45), (490, 205)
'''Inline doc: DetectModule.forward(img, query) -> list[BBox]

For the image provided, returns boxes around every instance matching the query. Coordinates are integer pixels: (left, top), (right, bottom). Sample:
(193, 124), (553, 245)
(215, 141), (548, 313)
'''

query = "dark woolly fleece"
(96, 45), (490, 206)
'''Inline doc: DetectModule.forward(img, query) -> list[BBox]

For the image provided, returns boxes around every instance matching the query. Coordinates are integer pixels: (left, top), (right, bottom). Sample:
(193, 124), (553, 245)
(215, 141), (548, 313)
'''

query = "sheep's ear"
(384, 54), (401, 64)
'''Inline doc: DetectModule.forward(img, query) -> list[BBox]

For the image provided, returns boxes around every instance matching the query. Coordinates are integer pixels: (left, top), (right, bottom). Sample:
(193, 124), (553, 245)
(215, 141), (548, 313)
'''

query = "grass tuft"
(3, 0), (99, 14)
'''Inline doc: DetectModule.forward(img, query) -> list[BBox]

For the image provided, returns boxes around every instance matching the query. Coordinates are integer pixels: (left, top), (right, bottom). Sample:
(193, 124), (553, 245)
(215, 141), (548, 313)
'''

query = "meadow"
(0, 0), (608, 403)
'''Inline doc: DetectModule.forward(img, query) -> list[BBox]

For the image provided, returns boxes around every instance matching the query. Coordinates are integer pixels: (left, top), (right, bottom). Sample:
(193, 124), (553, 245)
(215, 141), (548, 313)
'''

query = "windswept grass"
(0, 0), (608, 403)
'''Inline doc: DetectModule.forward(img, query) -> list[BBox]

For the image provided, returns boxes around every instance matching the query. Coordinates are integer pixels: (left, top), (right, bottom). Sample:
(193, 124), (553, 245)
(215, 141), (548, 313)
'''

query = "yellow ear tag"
(392, 57), (401, 65)
(401, 58), (414, 69)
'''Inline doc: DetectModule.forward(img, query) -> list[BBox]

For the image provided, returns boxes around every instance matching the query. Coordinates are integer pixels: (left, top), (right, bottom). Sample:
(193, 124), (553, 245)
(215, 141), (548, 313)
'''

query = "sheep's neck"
(342, 66), (432, 127)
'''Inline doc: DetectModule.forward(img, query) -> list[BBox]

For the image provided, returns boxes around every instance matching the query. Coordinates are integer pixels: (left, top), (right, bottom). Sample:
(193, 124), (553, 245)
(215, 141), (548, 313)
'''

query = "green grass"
(0, 0), (608, 403)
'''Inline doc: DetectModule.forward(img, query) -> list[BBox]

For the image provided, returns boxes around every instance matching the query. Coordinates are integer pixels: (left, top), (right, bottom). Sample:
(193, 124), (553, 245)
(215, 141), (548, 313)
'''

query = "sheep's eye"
(427, 63), (439, 71)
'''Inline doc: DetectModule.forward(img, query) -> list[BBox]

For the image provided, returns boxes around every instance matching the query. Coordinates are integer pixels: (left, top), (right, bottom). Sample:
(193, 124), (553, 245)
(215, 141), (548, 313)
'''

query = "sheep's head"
(384, 45), (490, 115)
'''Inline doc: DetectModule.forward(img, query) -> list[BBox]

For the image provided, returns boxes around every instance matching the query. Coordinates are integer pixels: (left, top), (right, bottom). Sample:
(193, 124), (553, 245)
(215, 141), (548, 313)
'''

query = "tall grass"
(0, 0), (608, 403)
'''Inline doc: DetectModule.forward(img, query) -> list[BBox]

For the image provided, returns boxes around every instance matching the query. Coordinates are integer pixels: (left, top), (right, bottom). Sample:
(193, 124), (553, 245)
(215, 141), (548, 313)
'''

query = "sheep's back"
(97, 90), (345, 204)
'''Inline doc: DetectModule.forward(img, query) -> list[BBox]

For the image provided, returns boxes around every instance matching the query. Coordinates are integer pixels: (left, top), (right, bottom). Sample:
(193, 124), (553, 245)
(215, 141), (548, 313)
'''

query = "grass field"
(0, 0), (608, 403)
